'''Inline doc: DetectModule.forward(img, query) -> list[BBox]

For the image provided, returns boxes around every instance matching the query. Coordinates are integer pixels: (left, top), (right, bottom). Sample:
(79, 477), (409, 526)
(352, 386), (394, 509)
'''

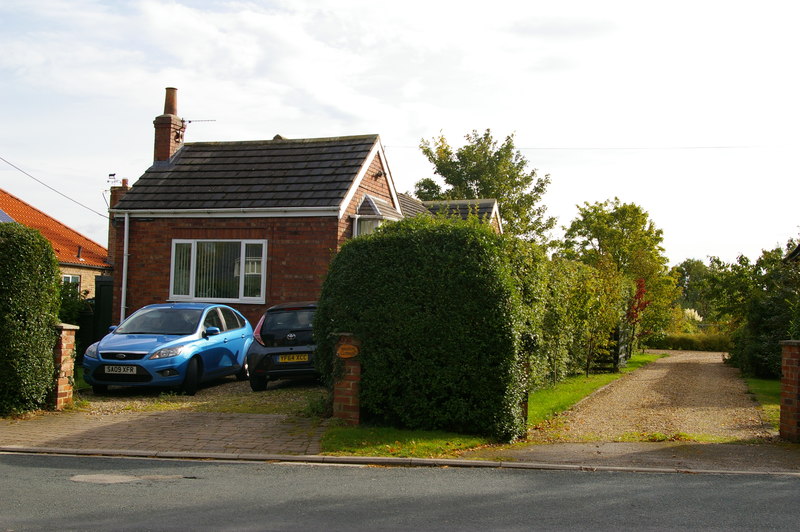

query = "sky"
(1, 0), (798, 266)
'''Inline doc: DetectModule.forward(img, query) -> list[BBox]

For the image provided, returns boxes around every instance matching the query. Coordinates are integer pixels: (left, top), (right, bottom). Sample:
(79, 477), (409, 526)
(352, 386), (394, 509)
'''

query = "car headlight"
(150, 345), (188, 359)
(84, 343), (99, 359)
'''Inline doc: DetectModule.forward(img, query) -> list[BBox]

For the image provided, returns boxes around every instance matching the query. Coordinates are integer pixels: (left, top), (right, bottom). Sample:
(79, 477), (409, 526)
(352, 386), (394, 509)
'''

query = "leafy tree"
(415, 129), (555, 240)
(706, 242), (800, 377)
(673, 258), (713, 319)
(558, 198), (678, 351)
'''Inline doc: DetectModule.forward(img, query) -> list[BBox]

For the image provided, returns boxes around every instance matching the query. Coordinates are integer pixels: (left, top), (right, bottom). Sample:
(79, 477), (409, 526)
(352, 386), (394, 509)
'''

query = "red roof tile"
(0, 188), (110, 269)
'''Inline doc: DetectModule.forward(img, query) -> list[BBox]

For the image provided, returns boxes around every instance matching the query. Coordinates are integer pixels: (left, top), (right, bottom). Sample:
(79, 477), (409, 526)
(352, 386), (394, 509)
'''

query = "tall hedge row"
(314, 216), (637, 440)
(0, 224), (61, 416)
(315, 216), (528, 441)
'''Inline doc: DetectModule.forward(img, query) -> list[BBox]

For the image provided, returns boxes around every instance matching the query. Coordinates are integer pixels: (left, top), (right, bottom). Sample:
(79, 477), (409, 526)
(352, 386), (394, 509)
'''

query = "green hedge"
(314, 216), (527, 441)
(645, 332), (732, 352)
(0, 224), (61, 416)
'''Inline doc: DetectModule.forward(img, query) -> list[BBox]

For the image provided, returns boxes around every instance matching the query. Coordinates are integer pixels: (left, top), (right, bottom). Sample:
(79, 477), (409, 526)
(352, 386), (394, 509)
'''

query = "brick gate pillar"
(332, 334), (361, 426)
(52, 323), (79, 411)
(780, 340), (800, 442)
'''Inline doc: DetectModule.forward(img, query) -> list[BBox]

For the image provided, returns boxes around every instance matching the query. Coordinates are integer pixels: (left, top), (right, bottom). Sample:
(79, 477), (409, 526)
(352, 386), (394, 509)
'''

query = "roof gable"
(114, 134), (382, 213)
(0, 188), (109, 268)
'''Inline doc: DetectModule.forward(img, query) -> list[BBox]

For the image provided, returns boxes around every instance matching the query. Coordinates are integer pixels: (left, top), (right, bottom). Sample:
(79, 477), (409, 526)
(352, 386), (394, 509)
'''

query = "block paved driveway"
(1, 410), (326, 457)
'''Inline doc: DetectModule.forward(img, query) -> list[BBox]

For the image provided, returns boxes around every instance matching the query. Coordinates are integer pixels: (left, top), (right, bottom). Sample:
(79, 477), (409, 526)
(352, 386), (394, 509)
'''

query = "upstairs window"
(170, 239), (267, 304)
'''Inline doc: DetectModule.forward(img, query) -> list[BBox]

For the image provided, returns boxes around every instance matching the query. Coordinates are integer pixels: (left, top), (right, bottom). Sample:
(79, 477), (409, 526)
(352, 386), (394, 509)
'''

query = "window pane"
(172, 243), (192, 296)
(358, 219), (383, 236)
(243, 243), (263, 298)
(195, 242), (240, 299)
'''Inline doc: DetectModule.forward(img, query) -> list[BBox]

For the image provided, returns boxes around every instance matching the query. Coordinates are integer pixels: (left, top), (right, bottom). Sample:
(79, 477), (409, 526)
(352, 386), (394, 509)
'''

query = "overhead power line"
(0, 155), (108, 219)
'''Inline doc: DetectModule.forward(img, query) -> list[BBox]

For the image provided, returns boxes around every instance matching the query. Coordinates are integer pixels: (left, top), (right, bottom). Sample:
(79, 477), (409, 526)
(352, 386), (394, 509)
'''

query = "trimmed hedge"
(314, 216), (528, 441)
(0, 224), (61, 415)
(645, 332), (732, 352)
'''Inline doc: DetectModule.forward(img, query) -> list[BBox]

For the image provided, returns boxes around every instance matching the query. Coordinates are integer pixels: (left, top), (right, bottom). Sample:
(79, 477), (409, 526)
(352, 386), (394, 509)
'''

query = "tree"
(558, 198), (678, 350)
(673, 258), (713, 318)
(705, 242), (800, 377)
(415, 129), (555, 240)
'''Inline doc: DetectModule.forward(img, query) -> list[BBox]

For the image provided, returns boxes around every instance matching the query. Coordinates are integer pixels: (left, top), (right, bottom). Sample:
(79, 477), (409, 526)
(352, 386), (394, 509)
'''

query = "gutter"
(108, 206), (339, 218)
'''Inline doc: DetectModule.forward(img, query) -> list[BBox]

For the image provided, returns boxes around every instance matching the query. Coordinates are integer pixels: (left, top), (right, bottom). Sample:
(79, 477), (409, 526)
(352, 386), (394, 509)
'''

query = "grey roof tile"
(114, 134), (379, 211)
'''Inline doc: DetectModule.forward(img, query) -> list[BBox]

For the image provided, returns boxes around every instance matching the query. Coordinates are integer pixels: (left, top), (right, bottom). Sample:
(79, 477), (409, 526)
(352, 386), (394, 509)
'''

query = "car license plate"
(278, 354), (308, 363)
(105, 365), (137, 375)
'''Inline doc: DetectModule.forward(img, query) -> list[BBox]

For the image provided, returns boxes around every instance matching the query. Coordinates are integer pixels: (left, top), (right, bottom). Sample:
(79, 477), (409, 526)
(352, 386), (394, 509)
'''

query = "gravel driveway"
(530, 350), (774, 442)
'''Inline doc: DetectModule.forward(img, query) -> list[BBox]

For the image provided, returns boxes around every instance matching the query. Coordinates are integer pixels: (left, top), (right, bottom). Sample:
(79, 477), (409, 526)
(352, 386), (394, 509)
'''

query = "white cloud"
(1, 0), (799, 265)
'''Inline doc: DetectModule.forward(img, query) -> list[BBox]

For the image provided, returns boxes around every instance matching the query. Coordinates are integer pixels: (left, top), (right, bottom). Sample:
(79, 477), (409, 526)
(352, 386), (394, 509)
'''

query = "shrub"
(645, 332), (732, 352)
(314, 216), (527, 441)
(0, 224), (61, 415)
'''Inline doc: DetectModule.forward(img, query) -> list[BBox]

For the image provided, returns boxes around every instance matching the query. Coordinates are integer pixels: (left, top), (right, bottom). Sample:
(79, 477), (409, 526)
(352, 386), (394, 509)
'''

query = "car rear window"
(116, 308), (203, 335)
(262, 309), (315, 332)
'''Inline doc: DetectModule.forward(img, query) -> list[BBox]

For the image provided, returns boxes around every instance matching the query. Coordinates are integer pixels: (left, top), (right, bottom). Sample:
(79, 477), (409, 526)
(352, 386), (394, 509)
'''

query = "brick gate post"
(332, 334), (361, 426)
(52, 323), (79, 411)
(780, 340), (800, 442)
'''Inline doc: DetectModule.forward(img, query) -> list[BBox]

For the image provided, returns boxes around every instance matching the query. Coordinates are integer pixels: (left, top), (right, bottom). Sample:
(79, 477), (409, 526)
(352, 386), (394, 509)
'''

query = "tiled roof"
(397, 193), (430, 218)
(357, 195), (403, 220)
(0, 188), (110, 268)
(424, 198), (499, 221)
(114, 134), (380, 211)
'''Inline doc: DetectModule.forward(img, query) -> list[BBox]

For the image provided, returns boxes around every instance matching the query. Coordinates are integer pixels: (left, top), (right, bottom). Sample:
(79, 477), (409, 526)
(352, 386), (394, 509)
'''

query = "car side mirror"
(109, 326), (118, 333)
(204, 327), (221, 337)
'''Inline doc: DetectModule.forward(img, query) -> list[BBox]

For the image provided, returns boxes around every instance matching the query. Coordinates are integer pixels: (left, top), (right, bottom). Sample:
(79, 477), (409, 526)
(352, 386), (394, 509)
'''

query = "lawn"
(744, 376), (780, 430)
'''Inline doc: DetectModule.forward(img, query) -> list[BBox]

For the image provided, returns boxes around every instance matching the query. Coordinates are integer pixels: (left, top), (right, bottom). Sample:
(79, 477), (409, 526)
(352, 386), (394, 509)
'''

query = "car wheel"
(236, 359), (248, 381)
(249, 372), (268, 392)
(92, 384), (108, 395)
(181, 357), (200, 396)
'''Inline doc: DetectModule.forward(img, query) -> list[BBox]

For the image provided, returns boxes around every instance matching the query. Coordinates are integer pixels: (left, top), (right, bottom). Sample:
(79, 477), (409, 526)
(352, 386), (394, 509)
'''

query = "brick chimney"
(153, 87), (186, 162)
(107, 178), (130, 266)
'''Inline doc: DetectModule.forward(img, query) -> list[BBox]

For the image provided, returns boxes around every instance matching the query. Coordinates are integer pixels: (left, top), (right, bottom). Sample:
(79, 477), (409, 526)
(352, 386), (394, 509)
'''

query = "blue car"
(82, 303), (253, 396)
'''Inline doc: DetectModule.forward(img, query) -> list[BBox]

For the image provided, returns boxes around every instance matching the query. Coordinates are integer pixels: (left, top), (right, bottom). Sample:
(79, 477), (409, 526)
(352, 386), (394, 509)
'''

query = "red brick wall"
(781, 341), (800, 442)
(52, 324), (78, 411)
(338, 153), (397, 245)
(109, 216), (339, 326)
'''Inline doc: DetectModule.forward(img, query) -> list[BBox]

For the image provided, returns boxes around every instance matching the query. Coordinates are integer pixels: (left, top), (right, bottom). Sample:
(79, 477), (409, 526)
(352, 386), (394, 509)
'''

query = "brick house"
(0, 188), (111, 297)
(109, 88), (501, 325)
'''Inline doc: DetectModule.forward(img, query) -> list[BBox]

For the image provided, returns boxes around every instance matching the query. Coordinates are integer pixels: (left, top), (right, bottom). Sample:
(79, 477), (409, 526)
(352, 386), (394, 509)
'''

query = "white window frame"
(169, 239), (268, 304)
(62, 274), (81, 285)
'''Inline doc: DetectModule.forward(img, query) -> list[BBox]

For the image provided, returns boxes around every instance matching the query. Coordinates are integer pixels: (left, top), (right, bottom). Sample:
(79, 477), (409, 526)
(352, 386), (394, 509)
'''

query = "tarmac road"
(3, 453), (800, 531)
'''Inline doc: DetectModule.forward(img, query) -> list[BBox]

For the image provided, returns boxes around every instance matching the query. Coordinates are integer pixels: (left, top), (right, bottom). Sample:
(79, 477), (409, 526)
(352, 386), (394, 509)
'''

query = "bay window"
(170, 239), (267, 303)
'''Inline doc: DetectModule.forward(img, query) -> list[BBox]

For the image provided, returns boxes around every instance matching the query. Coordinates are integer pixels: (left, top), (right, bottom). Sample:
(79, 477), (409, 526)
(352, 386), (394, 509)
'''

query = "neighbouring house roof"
(423, 198), (500, 220)
(396, 193), (503, 233)
(0, 188), (110, 269)
(357, 194), (403, 220)
(397, 193), (431, 218)
(113, 134), (386, 214)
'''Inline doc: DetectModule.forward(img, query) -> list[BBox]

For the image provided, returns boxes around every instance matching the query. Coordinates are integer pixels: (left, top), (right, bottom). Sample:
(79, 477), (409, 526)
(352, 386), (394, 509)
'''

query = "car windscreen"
(262, 309), (315, 332)
(115, 308), (203, 335)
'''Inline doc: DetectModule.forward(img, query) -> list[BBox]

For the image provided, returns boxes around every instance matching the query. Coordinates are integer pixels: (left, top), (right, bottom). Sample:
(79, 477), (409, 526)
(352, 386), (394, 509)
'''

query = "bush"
(722, 246), (800, 378)
(645, 332), (732, 352)
(314, 216), (527, 441)
(0, 224), (61, 415)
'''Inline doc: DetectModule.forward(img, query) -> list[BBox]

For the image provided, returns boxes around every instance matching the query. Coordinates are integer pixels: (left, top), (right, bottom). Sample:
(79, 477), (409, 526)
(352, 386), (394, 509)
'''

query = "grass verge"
(321, 425), (489, 458)
(744, 376), (780, 431)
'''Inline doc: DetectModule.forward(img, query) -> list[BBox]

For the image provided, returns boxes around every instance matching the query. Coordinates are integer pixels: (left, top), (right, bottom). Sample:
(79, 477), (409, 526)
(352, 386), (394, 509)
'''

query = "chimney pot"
(153, 87), (185, 162)
(164, 87), (178, 115)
